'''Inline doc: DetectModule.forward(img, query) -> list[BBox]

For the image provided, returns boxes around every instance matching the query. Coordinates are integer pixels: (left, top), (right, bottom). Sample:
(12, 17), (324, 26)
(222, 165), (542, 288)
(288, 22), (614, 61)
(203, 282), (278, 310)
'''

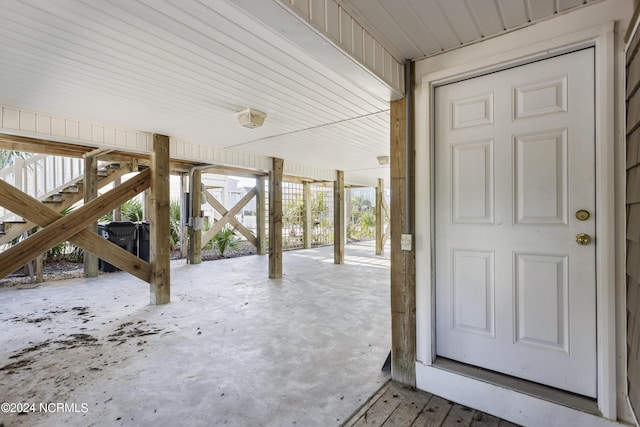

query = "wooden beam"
(201, 165), (266, 179)
(256, 176), (267, 255)
(303, 181), (312, 249)
(149, 134), (171, 305)
(0, 171), (151, 281)
(269, 158), (283, 279)
(282, 175), (315, 185)
(334, 170), (345, 264)
(390, 94), (416, 386)
(0, 133), (94, 157)
(83, 153), (99, 277)
(203, 190), (257, 246)
(376, 178), (385, 255)
(187, 169), (202, 264)
(85, 147), (113, 158)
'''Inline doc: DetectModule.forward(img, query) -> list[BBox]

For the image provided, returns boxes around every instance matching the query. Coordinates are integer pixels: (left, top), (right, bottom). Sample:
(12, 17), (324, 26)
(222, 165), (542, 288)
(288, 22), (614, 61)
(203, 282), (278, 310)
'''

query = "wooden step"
(60, 185), (79, 193)
(42, 193), (63, 203)
(2, 220), (26, 232)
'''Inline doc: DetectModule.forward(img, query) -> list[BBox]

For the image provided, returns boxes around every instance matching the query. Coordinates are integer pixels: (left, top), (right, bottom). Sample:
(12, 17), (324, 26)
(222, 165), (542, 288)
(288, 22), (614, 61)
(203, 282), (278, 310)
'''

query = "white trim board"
(416, 364), (623, 427)
(414, 0), (634, 423)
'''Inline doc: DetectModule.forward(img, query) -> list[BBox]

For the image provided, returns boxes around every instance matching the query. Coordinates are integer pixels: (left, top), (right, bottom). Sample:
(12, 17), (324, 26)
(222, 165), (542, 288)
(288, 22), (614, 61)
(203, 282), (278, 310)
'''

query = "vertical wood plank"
(269, 158), (283, 279)
(142, 188), (150, 221)
(150, 134), (170, 305)
(303, 181), (312, 249)
(83, 154), (99, 277)
(188, 169), (202, 264)
(334, 170), (345, 264)
(113, 177), (122, 221)
(376, 178), (384, 255)
(390, 94), (416, 386)
(180, 173), (188, 259)
(256, 176), (267, 255)
(35, 254), (43, 283)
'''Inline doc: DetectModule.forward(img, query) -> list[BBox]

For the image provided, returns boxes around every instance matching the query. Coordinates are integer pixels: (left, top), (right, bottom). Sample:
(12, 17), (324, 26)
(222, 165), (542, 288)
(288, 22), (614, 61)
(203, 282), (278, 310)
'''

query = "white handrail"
(0, 154), (85, 222)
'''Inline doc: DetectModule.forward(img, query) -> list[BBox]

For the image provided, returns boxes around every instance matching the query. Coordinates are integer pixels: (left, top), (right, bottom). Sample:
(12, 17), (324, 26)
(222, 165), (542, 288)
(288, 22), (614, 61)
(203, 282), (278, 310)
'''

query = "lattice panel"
(282, 182), (304, 250)
(310, 184), (333, 247)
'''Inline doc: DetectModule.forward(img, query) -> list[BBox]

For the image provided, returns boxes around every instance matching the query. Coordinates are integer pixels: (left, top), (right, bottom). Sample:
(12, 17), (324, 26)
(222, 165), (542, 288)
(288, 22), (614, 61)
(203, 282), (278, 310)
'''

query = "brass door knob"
(576, 233), (591, 245)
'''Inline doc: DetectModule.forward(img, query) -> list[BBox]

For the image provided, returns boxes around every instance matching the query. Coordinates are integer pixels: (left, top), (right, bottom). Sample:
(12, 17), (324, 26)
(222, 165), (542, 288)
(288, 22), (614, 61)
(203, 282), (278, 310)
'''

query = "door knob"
(576, 233), (591, 245)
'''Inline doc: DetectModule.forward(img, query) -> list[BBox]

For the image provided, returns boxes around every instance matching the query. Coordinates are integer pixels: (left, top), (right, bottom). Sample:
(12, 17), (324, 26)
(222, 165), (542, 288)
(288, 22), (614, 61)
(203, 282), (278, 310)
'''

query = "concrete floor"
(0, 242), (390, 427)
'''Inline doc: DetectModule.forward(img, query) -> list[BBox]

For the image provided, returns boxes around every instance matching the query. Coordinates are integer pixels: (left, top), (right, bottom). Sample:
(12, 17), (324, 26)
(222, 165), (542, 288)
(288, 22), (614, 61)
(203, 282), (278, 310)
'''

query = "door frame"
(414, 21), (622, 423)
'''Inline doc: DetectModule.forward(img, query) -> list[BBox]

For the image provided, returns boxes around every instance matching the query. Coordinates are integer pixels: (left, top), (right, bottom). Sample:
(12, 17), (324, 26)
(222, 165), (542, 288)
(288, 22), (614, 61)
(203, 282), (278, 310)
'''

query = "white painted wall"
(413, 0), (634, 424)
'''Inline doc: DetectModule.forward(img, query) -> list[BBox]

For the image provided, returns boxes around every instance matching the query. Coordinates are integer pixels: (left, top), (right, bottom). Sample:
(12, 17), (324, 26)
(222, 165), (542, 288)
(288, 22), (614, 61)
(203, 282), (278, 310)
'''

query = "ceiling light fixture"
(235, 108), (267, 129)
(377, 155), (390, 165)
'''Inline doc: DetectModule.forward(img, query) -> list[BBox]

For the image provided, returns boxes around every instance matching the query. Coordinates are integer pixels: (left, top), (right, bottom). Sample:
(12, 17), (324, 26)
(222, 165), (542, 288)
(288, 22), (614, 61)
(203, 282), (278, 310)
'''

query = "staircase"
(0, 156), (135, 248)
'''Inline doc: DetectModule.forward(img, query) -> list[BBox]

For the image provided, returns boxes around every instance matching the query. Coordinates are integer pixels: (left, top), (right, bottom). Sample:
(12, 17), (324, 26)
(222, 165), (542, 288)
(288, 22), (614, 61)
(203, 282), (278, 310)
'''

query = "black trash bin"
(136, 221), (150, 262)
(98, 221), (137, 272)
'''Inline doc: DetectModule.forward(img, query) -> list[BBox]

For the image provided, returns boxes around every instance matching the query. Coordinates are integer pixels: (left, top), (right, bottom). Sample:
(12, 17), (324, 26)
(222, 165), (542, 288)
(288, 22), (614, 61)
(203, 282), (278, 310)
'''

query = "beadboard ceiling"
(337, 0), (601, 61)
(0, 0), (599, 182)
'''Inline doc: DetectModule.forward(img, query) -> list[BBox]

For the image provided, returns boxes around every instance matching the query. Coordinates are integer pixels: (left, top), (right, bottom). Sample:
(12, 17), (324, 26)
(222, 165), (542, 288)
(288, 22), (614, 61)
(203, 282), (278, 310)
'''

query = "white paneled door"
(434, 49), (596, 398)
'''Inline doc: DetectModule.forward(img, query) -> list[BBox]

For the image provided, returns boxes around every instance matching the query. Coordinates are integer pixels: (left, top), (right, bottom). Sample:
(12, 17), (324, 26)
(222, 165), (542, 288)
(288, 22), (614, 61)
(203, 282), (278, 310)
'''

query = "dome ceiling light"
(235, 108), (267, 129)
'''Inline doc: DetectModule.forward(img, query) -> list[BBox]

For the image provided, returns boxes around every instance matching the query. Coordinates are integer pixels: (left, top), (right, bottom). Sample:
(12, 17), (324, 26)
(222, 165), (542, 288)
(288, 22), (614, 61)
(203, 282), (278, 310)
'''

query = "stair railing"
(0, 154), (85, 222)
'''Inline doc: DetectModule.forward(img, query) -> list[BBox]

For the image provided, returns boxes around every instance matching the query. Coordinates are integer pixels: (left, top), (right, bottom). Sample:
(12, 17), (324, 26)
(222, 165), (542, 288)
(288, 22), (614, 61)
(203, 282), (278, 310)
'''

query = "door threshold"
(432, 357), (599, 416)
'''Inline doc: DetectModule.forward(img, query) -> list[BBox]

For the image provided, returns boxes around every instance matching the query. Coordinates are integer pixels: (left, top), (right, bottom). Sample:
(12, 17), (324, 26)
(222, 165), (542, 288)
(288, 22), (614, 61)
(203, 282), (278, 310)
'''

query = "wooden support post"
(376, 178), (385, 255)
(180, 173), (188, 259)
(390, 94), (416, 386)
(83, 153), (99, 277)
(256, 176), (267, 255)
(113, 178), (122, 221)
(35, 254), (43, 283)
(334, 170), (345, 264)
(149, 134), (170, 305)
(188, 169), (202, 264)
(303, 181), (312, 249)
(143, 188), (151, 221)
(269, 158), (283, 279)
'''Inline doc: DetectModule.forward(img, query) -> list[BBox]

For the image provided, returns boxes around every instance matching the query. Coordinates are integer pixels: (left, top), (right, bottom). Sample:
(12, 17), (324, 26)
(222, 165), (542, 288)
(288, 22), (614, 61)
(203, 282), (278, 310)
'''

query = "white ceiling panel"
(338, 0), (598, 60)
(528, 0), (558, 20)
(437, 1), (482, 44)
(468, 0), (505, 36)
(0, 0), (604, 186)
(497, 0), (530, 29)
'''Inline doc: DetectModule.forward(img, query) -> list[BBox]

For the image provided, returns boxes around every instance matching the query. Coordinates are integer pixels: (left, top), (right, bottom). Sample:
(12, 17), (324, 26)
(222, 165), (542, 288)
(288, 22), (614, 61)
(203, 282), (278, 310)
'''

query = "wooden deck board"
(382, 385), (432, 426)
(441, 404), (474, 427)
(412, 395), (453, 427)
(343, 382), (392, 427)
(343, 381), (521, 427)
(352, 382), (409, 426)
